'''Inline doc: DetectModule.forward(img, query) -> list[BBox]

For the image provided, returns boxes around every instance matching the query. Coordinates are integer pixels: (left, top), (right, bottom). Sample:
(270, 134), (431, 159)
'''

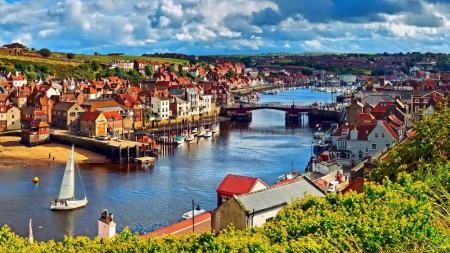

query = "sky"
(1, 0), (450, 55)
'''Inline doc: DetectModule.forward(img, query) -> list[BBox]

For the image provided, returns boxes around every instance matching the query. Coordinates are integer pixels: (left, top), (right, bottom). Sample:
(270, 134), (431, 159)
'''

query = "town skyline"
(1, 0), (449, 55)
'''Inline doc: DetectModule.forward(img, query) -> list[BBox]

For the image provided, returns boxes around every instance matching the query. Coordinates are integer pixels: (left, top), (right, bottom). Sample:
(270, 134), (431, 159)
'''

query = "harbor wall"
(50, 134), (109, 156)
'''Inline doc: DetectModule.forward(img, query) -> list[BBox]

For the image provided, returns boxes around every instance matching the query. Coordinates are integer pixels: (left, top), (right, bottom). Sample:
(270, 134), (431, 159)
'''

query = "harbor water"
(0, 88), (336, 241)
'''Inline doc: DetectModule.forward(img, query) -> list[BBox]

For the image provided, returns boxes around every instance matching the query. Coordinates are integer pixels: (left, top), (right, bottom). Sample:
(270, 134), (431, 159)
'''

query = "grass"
(74, 54), (190, 65)
(0, 53), (80, 66)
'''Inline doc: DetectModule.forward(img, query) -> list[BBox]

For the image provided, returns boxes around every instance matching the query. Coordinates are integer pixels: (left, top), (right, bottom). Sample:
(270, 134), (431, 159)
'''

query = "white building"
(185, 88), (199, 116)
(11, 75), (27, 87)
(98, 209), (116, 240)
(331, 120), (398, 163)
(199, 94), (212, 115)
(151, 96), (170, 120)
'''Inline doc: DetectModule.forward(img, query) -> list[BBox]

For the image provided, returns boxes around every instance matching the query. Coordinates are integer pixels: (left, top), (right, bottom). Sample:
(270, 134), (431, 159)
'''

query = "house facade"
(6, 106), (21, 130)
(103, 111), (123, 138)
(151, 96), (170, 120)
(332, 120), (398, 163)
(80, 111), (108, 137)
(52, 101), (85, 130)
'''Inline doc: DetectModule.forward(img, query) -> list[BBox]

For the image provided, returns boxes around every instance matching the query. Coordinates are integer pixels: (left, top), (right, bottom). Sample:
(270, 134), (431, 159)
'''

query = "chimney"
(98, 209), (116, 240)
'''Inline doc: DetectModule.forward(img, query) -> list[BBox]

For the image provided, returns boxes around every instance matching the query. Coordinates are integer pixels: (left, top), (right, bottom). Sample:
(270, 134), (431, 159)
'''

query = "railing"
(223, 103), (311, 110)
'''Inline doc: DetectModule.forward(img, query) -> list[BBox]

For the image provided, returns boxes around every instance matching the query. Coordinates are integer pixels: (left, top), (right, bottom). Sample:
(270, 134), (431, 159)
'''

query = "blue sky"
(1, 0), (450, 55)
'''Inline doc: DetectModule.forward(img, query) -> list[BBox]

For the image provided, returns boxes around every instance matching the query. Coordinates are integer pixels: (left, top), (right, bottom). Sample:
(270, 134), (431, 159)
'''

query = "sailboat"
(185, 124), (195, 142)
(50, 145), (88, 210)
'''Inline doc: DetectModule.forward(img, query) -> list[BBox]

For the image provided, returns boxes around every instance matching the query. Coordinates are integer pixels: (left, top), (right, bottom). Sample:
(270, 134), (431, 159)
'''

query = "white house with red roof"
(331, 120), (398, 163)
(11, 75), (27, 87)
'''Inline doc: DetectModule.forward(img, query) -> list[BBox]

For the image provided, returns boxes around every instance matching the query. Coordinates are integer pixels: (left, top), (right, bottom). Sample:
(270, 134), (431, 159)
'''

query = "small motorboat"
(204, 130), (213, 138)
(181, 205), (206, 220)
(191, 127), (198, 135)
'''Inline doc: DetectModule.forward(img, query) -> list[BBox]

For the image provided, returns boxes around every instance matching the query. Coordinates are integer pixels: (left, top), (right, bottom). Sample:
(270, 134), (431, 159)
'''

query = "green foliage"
(301, 68), (312, 76)
(67, 53), (75, 59)
(225, 68), (235, 79)
(91, 60), (100, 71)
(145, 64), (154, 77)
(167, 65), (176, 73)
(38, 48), (51, 57)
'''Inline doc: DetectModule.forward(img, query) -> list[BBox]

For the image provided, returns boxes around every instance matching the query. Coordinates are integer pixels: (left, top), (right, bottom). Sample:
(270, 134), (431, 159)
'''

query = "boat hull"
(50, 199), (88, 210)
(204, 131), (212, 138)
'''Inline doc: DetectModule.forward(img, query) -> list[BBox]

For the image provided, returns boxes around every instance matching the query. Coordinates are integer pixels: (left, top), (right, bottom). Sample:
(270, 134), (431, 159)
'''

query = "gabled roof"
(372, 102), (394, 113)
(216, 174), (268, 195)
(355, 113), (375, 121)
(52, 101), (76, 111)
(382, 120), (398, 139)
(341, 177), (364, 194)
(81, 111), (102, 121)
(235, 177), (325, 213)
(356, 122), (377, 140)
(103, 111), (123, 120)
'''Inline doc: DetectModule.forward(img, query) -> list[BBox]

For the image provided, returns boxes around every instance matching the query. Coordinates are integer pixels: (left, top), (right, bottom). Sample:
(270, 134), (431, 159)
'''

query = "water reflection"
(0, 89), (333, 241)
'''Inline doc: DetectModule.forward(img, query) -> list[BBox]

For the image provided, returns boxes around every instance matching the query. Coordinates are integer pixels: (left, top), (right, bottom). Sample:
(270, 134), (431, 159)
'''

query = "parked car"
(96, 135), (110, 140)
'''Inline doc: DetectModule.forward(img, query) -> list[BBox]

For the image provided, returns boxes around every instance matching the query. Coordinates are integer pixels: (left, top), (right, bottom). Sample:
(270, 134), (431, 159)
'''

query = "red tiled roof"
(356, 122), (377, 140)
(406, 129), (415, 138)
(372, 102), (393, 113)
(216, 174), (267, 195)
(81, 111), (101, 121)
(341, 177), (364, 194)
(355, 113), (375, 121)
(381, 120), (398, 139)
(102, 111), (123, 120)
(388, 114), (403, 126)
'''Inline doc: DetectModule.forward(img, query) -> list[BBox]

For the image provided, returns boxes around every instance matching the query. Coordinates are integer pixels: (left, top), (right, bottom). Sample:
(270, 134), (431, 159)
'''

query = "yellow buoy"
(33, 177), (39, 183)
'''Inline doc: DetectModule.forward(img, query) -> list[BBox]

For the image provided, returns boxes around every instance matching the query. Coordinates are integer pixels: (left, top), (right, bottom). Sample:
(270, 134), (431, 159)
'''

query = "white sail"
(58, 146), (75, 200)
(29, 219), (33, 244)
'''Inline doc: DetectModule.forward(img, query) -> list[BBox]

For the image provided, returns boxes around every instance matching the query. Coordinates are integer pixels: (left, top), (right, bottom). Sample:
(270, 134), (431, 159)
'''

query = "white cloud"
(303, 40), (322, 50)
(1, 0), (450, 54)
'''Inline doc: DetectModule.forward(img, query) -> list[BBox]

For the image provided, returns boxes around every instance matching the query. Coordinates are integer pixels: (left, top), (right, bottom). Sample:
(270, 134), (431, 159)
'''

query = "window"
(424, 99), (428, 103)
(70, 112), (75, 117)
(386, 143), (391, 147)
(11, 115), (14, 119)
(415, 106), (419, 113)
(415, 99), (419, 103)
(375, 133), (378, 138)
(416, 116), (420, 122)
(382, 133), (385, 138)
(77, 112), (83, 116)
(108, 119), (112, 122)
(366, 147), (369, 152)
(372, 143), (377, 150)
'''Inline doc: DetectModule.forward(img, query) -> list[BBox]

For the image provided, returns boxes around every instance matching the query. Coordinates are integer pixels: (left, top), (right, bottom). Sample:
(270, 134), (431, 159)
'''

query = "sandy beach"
(0, 136), (110, 167)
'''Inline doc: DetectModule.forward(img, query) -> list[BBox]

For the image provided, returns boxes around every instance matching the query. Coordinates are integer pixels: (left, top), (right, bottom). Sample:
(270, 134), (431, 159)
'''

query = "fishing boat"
(313, 140), (327, 155)
(50, 146), (88, 210)
(181, 204), (206, 220)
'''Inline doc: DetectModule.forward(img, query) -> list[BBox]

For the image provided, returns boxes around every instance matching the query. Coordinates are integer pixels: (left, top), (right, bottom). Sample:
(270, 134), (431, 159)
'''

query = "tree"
(189, 59), (197, 65)
(91, 60), (100, 71)
(225, 68), (235, 79)
(67, 53), (75, 59)
(301, 68), (312, 76)
(38, 48), (51, 57)
(145, 64), (154, 77)
(167, 65), (176, 73)
(127, 69), (143, 82)
(94, 52), (99, 55)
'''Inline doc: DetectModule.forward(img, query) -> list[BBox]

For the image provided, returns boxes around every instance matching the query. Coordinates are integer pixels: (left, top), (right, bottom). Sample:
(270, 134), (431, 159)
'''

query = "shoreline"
(0, 136), (110, 167)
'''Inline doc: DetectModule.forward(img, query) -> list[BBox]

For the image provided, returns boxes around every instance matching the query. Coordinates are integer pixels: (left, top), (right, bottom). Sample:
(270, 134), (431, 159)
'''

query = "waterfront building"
(80, 111), (107, 137)
(51, 101), (85, 131)
(212, 177), (325, 233)
(98, 209), (116, 240)
(151, 96), (170, 120)
(215, 174), (269, 207)
(6, 105), (21, 130)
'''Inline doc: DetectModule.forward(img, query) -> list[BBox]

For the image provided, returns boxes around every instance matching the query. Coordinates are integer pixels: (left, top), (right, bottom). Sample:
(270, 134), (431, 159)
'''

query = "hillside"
(0, 51), (189, 80)
(1, 102), (450, 252)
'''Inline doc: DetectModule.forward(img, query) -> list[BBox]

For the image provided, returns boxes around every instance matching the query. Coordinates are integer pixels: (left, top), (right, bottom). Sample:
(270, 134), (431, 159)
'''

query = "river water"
(0, 88), (336, 241)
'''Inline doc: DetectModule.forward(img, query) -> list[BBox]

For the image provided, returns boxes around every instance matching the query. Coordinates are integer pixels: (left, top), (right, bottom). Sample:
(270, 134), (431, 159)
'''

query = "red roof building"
(216, 174), (268, 207)
(341, 177), (364, 194)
